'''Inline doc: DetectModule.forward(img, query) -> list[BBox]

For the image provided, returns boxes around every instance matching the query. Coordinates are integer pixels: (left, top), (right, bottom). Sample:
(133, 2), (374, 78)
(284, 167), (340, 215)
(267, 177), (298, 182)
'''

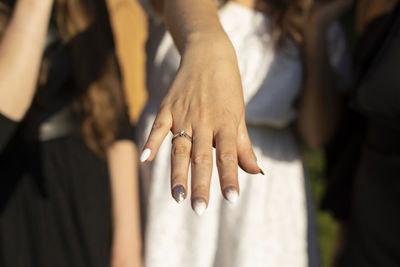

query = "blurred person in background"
(137, 0), (352, 266)
(0, 0), (142, 266)
(321, 0), (400, 266)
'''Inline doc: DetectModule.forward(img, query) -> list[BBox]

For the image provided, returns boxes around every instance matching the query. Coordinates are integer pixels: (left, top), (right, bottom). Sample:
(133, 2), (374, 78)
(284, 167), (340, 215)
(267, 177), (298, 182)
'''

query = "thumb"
(237, 116), (264, 175)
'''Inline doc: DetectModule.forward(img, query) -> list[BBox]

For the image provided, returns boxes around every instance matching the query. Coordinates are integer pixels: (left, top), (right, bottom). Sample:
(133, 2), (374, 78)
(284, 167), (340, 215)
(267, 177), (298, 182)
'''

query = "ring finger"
(170, 129), (192, 204)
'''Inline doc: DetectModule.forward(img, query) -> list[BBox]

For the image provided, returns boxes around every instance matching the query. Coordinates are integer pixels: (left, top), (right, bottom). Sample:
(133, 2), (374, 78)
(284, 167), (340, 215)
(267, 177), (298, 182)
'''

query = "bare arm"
(161, 0), (228, 53)
(141, 0), (262, 215)
(0, 0), (53, 121)
(297, 0), (353, 149)
(297, 22), (342, 149)
(107, 140), (142, 267)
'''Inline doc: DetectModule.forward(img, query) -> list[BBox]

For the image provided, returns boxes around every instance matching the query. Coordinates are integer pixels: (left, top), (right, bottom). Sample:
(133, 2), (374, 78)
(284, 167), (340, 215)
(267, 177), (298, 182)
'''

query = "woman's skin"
(0, 0), (142, 266)
(0, 0), (53, 121)
(298, 0), (354, 148)
(231, 0), (268, 12)
(108, 142), (142, 267)
(142, 0), (262, 214)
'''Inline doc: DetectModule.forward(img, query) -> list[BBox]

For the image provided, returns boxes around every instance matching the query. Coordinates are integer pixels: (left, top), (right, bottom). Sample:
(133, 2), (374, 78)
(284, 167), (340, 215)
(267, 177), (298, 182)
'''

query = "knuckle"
(218, 107), (231, 117)
(171, 173), (186, 183)
(196, 115), (209, 125)
(191, 185), (210, 197)
(152, 120), (167, 131)
(196, 109), (211, 123)
(158, 101), (171, 113)
(217, 152), (237, 165)
(192, 154), (212, 166)
(172, 145), (189, 157)
(218, 115), (240, 127)
(220, 173), (238, 182)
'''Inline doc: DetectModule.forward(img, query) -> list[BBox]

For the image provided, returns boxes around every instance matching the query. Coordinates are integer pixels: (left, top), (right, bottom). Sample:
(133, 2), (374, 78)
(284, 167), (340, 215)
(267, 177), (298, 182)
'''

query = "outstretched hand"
(140, 34), (263, 215)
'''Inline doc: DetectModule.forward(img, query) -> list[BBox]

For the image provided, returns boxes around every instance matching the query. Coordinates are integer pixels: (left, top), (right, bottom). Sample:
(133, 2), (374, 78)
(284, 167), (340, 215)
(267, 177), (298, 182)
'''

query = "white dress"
(137, 2), (349, 267)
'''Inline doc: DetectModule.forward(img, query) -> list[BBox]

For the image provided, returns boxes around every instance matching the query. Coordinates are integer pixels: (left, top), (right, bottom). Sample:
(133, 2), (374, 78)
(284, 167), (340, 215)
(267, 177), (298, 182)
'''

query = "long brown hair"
(220, 0), (312, 45)
(0, 0), (125, 157)
(56, 0), (125, 157)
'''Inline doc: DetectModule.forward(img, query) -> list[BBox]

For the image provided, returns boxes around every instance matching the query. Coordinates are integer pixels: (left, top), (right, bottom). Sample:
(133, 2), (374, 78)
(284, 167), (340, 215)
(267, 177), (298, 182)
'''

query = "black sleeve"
(0, 113), (18, 152)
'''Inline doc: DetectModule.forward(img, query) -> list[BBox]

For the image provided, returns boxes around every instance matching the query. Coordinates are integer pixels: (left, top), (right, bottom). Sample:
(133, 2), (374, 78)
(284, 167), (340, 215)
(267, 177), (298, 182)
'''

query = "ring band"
(172, 130), (193, 143)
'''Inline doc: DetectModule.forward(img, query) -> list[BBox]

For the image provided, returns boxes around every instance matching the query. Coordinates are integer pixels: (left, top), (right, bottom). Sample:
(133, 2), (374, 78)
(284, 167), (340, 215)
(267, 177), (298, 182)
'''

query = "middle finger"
(190, 128), (213, 216)
(171, 130), (192, 204)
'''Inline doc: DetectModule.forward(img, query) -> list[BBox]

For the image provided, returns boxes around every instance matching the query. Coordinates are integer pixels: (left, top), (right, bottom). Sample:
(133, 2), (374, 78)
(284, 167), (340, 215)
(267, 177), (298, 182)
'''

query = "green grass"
(303, 149), (338, 267)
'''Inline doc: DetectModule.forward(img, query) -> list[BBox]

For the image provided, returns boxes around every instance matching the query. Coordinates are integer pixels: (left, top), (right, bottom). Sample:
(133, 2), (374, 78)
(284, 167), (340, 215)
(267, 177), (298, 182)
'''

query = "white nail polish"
(193, 199), (207, 216)
(257, 160), (265, 175)
(140, 148), (151, 162)
(225, 188), (239, 204)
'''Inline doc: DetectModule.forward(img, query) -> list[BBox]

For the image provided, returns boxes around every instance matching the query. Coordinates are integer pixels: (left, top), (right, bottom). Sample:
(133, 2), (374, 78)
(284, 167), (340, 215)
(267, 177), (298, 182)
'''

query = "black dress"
(0, 4), (133, 267)
(323, 3), (400, 267)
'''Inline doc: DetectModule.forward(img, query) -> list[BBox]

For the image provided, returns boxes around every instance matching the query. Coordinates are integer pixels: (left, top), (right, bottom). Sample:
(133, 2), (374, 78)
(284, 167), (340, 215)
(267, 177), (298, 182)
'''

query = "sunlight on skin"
(231, 0), (268, 12)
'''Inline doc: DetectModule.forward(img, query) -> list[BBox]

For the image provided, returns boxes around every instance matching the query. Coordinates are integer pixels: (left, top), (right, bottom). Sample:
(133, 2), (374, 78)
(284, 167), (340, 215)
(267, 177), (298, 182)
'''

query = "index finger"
(140, 107), (172, 162)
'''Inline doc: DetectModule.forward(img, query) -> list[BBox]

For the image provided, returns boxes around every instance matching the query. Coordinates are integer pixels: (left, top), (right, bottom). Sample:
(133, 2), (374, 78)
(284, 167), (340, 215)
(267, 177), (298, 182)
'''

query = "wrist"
(184, 29), (237, 62)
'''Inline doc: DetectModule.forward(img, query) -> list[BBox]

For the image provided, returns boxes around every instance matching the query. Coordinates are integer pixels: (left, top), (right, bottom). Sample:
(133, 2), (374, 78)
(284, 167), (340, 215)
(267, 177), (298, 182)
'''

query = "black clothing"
(324, 3), (400, 267)
(0, 1), (133, 267)
(0, 119), (113, 267)
(322, 109), (366, 220)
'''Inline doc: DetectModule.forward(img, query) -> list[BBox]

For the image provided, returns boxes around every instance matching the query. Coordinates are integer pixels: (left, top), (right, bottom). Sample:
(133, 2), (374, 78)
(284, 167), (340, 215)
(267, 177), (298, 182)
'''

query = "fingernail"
(140, 148), (151, 162)
(172, 185), (186, 204)
(257, 160), (265, 175)
(224, 186), (239, 204)
(192, 198), (207, 216)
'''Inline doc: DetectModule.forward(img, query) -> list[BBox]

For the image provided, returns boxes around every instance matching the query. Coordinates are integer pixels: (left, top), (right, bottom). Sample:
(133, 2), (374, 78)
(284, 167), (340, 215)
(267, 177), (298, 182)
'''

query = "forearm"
(0, 0), (53, 121)
(297, 25), (342, 149)
(107, 141), (142, 265)
(148, 0), (236, 64)
(163, 0), (228, 53)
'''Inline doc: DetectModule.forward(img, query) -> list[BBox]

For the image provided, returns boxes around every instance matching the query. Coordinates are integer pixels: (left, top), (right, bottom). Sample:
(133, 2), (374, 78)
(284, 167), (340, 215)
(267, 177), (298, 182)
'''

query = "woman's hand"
(141, 32), (263, 215)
